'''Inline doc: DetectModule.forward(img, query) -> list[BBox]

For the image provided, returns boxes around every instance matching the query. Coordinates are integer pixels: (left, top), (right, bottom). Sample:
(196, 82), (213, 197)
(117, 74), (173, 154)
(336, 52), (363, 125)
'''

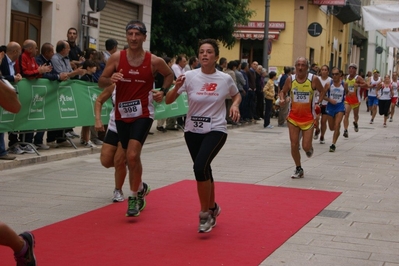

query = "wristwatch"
(160, 87), (169, 94)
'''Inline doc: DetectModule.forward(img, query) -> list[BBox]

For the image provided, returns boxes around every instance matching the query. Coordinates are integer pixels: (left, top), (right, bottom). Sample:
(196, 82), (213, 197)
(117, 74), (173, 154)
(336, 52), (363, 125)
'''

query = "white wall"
(1, 0), (152, 51)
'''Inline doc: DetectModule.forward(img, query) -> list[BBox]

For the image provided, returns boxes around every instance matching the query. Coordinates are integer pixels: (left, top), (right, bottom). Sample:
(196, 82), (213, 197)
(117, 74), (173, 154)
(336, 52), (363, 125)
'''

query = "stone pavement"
(1, 102), (399, 265)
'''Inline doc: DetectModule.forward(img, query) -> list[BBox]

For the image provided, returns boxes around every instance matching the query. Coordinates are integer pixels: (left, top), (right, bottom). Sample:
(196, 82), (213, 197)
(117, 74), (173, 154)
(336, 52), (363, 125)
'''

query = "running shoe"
(14, 231), (36, 266)
(389, 117), (393, 122)
(343, 130), (348, 138)
(137, 182), (151, 211)
(47, 141), (59, 148)
(209, 203), (221, 227)
(22, 145), (36, 154)
(370, 119), (373, 124)
(313, 129), (320, 140)
(306, 147), (314, 158)
(319, 136), (325, 144)
(329, 144), (336, 152)
(8, 145), (25, 155)
(353, 122), (359, 132)
(112, 189), (124, 202)
(291, 168), (304, 179)
(126, 196), (140, 217)
(58, 141), (72, 147)
(65, 131), (80, 138)
(83, 140), (96, 148)
(198, 211), (214, 233)
(35, 143), (50, 150)
(91, 138), (103, 145)
(383, 123), (387, 128)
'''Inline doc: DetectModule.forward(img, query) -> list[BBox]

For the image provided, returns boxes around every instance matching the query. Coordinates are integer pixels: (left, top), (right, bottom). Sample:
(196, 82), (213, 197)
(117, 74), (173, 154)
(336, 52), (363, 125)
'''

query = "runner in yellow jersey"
(279, 57), (325, 179)
(342, 63), (367, 138)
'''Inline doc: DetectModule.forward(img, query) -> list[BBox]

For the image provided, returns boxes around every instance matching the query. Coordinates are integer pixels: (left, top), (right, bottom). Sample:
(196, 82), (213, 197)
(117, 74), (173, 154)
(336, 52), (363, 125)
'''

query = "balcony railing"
(333, 0), (362, 24)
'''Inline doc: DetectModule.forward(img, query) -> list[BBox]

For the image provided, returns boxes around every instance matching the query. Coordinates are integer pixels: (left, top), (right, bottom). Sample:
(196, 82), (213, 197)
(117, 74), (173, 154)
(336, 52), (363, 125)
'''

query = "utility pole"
(263, 0), (271, 71)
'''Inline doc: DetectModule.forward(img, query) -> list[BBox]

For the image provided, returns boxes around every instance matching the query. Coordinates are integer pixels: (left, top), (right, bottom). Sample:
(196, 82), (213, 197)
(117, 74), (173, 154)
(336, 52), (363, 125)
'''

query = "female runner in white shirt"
(166, 39), (241, 233)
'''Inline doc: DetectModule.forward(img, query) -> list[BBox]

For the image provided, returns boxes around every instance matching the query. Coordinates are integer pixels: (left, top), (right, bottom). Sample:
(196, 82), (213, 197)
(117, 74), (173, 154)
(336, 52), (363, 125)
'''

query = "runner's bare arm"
(165, 75), (185, 104)
(356, 76), (367, 88)
(0, 81), (21, 113)
(94, 84), (114, 131)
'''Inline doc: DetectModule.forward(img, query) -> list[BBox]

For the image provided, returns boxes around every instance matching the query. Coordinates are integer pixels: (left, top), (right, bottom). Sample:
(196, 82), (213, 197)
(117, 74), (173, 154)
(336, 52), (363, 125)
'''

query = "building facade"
(0, 0), (152, 53)
(220, 0), (366, 75)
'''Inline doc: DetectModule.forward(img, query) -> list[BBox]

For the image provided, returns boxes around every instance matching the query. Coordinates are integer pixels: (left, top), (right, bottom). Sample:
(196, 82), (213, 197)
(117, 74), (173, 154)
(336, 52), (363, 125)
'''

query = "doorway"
(11, 11), (41, 47)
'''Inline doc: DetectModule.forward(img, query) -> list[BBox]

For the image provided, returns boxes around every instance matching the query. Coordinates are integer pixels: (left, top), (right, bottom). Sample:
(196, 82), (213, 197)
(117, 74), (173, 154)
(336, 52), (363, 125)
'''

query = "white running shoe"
(198, 211), (214, 233)
(22, 145), (36, 154)
(112, 189), (125, 202)
(8, 145), (25, 154)
(35, 143), (50, 150)
(291, 168), (304, 179)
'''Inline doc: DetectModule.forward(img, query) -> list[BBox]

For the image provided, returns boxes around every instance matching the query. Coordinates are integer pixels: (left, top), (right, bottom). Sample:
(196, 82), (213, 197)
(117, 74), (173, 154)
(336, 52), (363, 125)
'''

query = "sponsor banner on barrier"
(0, 79), (188, 133)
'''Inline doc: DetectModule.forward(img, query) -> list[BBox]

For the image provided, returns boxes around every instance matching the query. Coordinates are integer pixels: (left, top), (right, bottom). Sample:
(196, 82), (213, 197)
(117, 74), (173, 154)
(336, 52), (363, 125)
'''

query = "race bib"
(331, 93), (343, 103)
(118, 99), (143, 119)
(348, 85), (355, 93)
(294, 91), (310, 103)
(187, 116), (212, 133)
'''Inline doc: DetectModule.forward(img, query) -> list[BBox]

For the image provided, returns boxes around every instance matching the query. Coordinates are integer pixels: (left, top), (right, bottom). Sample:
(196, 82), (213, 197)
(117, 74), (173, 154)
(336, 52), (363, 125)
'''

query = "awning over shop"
(233, 30), (280, 40)
(233, 21), (285, 41)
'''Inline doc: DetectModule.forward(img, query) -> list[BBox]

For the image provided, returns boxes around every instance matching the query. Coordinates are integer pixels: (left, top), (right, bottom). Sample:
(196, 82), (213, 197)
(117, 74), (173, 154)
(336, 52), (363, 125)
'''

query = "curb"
(0, 147), (101, 171)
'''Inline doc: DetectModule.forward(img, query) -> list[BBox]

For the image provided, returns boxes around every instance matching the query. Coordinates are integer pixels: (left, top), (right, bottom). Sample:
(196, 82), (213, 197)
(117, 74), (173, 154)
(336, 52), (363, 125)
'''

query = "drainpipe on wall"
(80, 0), (86, 49)
(86, 1), (97, 49)
(263, 0), (270, 71)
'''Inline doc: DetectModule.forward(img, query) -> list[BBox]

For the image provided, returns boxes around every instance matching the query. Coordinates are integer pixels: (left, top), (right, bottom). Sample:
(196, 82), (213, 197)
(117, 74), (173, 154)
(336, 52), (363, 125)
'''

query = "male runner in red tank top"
(99, 20), (174, 217)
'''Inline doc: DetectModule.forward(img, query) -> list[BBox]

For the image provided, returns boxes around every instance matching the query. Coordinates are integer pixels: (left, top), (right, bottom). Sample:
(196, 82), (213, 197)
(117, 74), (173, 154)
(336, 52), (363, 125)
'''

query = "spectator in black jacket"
(35, 43), (68, 81)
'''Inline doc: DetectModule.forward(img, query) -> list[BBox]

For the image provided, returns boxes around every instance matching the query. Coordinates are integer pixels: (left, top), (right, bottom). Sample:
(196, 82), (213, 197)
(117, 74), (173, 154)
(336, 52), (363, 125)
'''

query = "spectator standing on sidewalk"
(98, 20), (174, 217)
(263, 71), (276, 129)
(0, 42), (24, 155)
(165, 38), (241, 233)
(278, 66), (292, 127)
(67, 27), (85, 70)
(279, 57), (324, 179)
(14, 39), (53, 153)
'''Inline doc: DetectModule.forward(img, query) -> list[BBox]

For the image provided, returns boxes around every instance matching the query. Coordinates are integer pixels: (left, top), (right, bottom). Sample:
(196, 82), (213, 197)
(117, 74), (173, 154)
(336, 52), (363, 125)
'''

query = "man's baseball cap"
(349, 63), (358, 69)
(373, 69), (380, 74)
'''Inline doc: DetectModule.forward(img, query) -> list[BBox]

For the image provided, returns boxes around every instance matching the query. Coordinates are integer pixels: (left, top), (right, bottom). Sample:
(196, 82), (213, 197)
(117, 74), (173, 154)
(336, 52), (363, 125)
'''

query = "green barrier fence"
(0, 79), (188, 133)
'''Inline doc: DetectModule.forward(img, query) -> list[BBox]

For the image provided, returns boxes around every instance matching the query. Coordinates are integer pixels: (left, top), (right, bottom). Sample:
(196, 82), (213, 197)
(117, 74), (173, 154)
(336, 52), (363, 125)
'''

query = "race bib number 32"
(118, 99), (143, 118)
(187, 116), (212, 133)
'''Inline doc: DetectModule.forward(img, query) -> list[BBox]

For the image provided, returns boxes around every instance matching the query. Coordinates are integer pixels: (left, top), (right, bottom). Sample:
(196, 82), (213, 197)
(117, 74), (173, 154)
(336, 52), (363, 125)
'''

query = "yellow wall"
(219, 0), (350, 73)
(269, 0), (295, 68)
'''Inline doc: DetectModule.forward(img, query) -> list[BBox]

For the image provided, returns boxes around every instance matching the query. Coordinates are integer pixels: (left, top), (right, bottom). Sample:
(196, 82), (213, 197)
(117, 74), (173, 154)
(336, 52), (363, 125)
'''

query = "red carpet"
(0, 180), (341, 266)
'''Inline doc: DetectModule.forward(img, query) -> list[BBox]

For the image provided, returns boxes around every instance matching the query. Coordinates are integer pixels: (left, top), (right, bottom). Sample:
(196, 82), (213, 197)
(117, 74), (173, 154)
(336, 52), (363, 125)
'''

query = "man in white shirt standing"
(167, 54), (187, 130)
(102, 38), (118, 62)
